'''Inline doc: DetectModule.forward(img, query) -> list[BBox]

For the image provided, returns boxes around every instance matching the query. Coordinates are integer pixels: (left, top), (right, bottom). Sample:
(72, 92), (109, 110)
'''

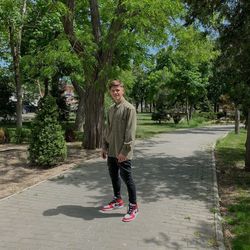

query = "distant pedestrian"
(101, 79), (138, 222)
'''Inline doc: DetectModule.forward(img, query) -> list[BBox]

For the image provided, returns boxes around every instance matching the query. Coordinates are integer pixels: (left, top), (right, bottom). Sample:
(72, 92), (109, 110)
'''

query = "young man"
(101, 79), (138, 222)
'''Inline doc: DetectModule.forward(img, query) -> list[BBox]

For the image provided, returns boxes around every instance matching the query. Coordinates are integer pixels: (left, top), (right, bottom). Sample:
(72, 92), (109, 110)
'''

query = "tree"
(21, 0), (85, 130)
(184, 0), (250, 170)
(28, 95), (67, 167)
(60, 0), (183, 149)
(0, 0), (28, 127)
(0, 68), (16, 120)
(153, 26), (217, 122)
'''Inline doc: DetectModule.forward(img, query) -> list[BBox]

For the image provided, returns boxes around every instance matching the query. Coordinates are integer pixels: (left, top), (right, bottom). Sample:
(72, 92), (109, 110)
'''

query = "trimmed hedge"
(28, 95), (67, 167)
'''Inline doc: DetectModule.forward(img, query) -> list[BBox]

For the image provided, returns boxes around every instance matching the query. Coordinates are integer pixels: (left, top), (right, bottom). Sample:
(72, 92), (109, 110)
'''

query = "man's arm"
(119, 107), (136, 161)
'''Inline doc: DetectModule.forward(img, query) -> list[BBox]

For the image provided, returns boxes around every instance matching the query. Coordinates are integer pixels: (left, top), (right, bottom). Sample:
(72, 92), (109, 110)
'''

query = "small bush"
(216, 111), (226, 119)
(172, 113), (182, 124)
(75, 131), (84, 141)
(28, 95), (67, 167)
(194, 112), (217, 120)
(151, 112), (170, 123)
(4, 128), (31, 144)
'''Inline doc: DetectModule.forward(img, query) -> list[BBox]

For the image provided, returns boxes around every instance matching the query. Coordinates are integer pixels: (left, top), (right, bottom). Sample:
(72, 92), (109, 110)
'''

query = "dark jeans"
(107, 156), (137, 204)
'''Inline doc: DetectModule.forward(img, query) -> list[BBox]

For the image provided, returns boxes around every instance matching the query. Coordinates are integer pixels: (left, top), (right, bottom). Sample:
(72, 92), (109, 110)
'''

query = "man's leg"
(119, 160), (136, 204)
(108, 157), (121, 199)
(101, 157), (124, 211)
(119, 160), (138, 222)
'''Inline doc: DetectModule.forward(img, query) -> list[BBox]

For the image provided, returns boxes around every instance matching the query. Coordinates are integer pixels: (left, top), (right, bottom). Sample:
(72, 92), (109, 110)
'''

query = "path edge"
(211, 132), (229, 250)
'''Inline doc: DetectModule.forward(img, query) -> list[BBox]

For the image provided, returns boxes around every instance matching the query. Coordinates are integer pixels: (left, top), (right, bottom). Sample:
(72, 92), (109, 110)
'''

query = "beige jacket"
(103, 97), (137, 159)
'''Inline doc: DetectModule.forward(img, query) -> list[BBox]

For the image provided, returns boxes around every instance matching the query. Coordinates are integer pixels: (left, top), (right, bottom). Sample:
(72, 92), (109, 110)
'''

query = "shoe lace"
(127, 204), (135, 214)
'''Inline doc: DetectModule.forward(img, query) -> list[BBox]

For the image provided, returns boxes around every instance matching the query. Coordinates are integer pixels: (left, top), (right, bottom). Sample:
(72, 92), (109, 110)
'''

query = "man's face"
(110, 85), (124, 103)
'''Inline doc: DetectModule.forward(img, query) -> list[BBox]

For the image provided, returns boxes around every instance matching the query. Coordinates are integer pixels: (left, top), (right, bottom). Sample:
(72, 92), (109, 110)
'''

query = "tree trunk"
(70, 79), (85, 131)
(189, 104), (193, 120)
(75, 95), (85, 132)
(83, 82), (105, 149)
(9, 28), (23, 128)
(44, 78), (49, 97)
(36, 80), (44, 97)
(235, 106), (240, 134)
(245, 108), (250, 171)
(8, 0), (27, 128)
(186, 97), (189, 123)
(62, 0), (126, 149)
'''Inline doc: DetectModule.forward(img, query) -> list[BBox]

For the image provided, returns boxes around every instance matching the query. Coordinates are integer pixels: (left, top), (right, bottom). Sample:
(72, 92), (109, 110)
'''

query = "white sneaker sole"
(122, 211), (139, 222)
(100, 205), (124, 212)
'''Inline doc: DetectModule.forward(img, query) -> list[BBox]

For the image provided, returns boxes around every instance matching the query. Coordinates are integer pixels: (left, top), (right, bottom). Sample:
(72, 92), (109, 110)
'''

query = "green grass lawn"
(216, 129), (250, 250)
(0, 112), (213, 143)
(136, 112), (211, 139)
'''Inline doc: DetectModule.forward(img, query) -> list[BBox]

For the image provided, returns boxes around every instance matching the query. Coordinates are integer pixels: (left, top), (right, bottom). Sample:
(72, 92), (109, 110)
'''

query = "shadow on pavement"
(49, 149), (215, 208)
(43, 205), (122, 220)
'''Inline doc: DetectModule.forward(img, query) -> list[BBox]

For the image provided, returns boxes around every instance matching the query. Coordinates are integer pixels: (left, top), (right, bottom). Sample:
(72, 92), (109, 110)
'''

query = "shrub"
(193, 112), (217, 120)
(4, 128), (31, 144)
(172, 113), (182, 124)
(151, 112), (170, 124)
(28, 95), (67, 167)
(0, 74), (16, 120)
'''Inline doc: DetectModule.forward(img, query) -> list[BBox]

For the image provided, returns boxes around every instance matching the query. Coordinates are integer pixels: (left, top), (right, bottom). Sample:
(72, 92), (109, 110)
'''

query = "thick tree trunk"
(83, 82), (105, 149)
(245, 108), (250, 171)
(62, 0), (126, 149)
(235, 106), (240, 134)
(75, 95), (85, 132)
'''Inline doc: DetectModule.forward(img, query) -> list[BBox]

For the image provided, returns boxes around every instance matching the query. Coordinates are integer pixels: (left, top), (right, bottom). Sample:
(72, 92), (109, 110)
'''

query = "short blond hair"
(108, 80), (124, 89)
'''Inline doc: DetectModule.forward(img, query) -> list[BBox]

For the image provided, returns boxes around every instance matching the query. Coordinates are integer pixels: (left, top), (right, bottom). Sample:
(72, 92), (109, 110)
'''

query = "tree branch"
(89, 0), (102, 44)
(101, 0), (127, 65)
(71, 79), (85, 96)
(62, 0), (85, 56)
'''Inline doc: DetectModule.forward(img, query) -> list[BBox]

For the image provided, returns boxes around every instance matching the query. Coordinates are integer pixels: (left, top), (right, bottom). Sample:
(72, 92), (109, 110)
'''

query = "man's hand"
(101, 149), (107, 159)
(117, 153), (127, 163)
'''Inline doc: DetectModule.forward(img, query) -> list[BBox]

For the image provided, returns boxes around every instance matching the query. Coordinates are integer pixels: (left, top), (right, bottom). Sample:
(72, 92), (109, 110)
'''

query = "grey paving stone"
(0, 125), (232, 250)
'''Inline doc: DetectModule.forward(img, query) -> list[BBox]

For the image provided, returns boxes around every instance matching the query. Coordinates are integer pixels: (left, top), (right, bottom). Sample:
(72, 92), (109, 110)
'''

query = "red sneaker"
(122, 203), (139, 222)
(101, 197), (124, 211)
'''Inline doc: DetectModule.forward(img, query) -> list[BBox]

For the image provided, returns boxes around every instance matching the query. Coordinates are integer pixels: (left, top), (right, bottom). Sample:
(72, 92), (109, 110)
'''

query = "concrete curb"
(211, 132), (230, 250)
(211, 147), (226, 250)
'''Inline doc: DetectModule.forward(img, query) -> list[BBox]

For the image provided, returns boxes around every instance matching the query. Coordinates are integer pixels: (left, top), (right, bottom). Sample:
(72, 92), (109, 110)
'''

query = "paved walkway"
(0, 125), (233, 250)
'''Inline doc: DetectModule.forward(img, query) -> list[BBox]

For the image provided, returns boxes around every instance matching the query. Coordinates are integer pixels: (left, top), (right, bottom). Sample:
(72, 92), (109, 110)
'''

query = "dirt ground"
(0, 143), (101, 199)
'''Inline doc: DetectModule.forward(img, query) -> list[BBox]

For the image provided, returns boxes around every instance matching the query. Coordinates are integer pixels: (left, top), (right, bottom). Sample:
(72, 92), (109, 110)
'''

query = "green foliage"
(216, 129), (250, 250)
(216, 130), (246, 167)
(193, 112), (217, 120)
(28, 95), (67, 167)
(0, 70), (15, 120)
(6, 127), (31, 144)
(152, 90), (170, 123)
(228, 197), (250, 250)
(155, 25), (218, 107)
(50, 80), (70, 122)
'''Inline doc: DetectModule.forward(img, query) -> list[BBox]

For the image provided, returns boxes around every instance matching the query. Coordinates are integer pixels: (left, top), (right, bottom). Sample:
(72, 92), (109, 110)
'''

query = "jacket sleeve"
(120, 107), (137, 156)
